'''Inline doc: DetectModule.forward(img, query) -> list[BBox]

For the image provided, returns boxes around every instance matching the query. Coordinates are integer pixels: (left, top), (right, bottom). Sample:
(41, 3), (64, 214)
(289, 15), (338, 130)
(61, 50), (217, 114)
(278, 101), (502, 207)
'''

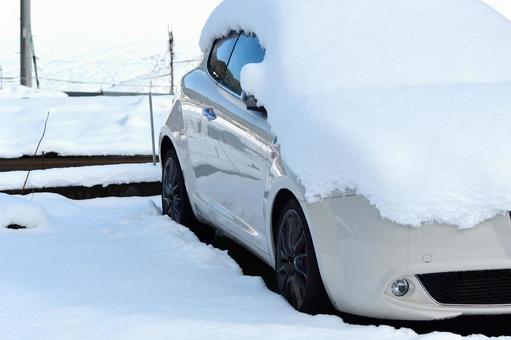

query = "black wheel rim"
(276, 209), (308, 309)
(162, 157), (183, 223)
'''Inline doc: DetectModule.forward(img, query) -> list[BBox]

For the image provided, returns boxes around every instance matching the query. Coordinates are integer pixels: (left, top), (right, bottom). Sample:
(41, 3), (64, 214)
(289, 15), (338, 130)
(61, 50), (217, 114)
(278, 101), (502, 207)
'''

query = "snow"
(0, 0), (221, 93)
(0, 193), (500, 339)
(0, 85), (67, 98)
(200, 0), (511, 228)
(0, 163), (160, 191)
(0, 90), (172, 157)
(484, 0), (511, 19)
(0, 193), (50, 230)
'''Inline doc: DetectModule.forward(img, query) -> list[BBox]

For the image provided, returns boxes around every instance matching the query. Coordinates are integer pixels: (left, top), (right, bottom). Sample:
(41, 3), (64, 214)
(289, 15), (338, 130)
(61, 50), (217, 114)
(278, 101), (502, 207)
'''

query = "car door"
(197, 32), (272, 253)
(180, 32), (239, 218)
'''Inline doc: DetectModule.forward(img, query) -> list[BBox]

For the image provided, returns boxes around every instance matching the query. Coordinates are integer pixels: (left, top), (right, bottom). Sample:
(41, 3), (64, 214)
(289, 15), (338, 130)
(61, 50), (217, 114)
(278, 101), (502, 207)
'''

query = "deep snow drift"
(200, 0), (511, 228)
(0, 193), (502, 339)
(0, 86), (172, 157)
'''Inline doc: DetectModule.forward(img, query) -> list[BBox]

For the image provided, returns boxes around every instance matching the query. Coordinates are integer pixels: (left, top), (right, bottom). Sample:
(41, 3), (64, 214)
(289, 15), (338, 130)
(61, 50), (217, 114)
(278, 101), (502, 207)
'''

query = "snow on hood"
(0, 194), (50, 230)
(200, 0), (511, 229)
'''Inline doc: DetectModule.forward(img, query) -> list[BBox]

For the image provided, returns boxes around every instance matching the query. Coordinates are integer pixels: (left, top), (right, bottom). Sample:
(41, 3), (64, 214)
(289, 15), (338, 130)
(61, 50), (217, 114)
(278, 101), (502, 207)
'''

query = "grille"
(417, 269), (511, 305)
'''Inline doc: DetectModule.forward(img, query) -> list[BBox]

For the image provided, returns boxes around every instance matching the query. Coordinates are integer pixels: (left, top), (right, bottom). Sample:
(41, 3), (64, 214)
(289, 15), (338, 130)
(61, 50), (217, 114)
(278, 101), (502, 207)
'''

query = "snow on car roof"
(200, 0), (511, 228)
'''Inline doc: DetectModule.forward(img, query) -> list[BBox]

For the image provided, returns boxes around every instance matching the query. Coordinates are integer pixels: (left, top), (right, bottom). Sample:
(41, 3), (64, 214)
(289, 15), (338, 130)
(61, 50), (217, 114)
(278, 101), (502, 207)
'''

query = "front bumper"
(304, 195), (511, 320)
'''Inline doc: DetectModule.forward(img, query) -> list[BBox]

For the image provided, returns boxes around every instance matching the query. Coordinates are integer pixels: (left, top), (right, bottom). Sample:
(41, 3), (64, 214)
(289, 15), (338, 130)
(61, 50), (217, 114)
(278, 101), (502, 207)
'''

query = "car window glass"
(207, 32), (239, 81)
(222, 33), (265, 95)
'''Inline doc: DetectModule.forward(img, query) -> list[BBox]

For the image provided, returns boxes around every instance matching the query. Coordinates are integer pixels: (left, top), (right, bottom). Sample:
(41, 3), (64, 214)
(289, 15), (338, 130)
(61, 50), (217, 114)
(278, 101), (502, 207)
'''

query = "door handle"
(202, 107), (217, 121)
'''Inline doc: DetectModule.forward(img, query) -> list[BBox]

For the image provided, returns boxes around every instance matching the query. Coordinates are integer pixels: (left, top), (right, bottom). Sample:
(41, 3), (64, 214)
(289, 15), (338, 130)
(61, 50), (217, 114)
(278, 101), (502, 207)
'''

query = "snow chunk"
(200, 0), (511, 228)
(0, 193), (50, 230)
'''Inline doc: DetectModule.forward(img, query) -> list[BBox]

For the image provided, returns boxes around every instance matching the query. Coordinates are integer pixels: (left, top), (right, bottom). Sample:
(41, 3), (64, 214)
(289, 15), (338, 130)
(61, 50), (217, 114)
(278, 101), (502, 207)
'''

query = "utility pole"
(168, 26), (174, 95)
(20, 0), (33, 87)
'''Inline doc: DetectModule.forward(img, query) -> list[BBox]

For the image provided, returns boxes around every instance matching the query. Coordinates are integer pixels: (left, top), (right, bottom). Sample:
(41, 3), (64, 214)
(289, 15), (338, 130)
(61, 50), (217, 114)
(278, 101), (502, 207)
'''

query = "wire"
(37, 76), (172, 87)
(0, 56), (200, 89)
(22, 111), (50, 195)
(37, 76), (108, 85)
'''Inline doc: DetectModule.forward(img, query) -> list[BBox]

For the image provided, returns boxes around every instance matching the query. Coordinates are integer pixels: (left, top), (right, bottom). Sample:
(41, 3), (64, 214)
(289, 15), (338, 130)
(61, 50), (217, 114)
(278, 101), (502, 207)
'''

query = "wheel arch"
(160, 135), (175, 162)
(270, 189), (300, 255)
(270, 187), (333, 312)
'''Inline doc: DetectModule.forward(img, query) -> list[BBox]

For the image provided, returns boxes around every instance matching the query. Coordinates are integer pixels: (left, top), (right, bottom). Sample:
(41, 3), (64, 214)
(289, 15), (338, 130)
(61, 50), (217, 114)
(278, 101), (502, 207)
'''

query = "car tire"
(275, 199), (331, 314)
(161, 148), (195, 226)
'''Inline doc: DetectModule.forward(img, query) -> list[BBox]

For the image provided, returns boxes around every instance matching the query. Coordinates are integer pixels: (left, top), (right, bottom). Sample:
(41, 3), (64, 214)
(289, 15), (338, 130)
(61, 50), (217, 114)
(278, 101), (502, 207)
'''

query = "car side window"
(222, 32), (265, 95)
(207, 32), (239, 81)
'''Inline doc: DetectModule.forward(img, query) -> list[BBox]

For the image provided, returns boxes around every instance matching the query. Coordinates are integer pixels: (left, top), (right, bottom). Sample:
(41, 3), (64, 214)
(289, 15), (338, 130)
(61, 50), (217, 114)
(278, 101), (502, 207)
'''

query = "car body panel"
(305, 195), (511, 320)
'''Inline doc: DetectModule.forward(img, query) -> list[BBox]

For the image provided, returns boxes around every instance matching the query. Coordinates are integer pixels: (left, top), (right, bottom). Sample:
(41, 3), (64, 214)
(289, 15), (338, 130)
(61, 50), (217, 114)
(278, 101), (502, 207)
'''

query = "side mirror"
(242, 91), (267, 115)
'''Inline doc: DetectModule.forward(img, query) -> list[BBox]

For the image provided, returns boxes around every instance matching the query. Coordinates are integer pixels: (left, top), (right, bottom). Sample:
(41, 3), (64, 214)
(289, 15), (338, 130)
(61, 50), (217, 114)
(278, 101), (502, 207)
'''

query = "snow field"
(0, 0), (222, 93)
(0, 193), (501, 339)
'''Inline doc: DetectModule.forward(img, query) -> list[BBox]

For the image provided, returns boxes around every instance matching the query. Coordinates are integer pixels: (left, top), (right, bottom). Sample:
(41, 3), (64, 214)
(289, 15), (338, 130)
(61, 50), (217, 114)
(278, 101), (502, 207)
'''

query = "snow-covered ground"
(0, 86), (172, 157)
(2, 1), (511, 338)
(0, 193), (503, 340)
(0, 163), (160, 191)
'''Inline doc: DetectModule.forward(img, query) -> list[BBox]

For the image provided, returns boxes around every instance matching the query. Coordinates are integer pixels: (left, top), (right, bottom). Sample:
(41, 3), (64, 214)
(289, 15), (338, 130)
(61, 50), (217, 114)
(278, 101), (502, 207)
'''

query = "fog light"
(391, 278), (409, 297)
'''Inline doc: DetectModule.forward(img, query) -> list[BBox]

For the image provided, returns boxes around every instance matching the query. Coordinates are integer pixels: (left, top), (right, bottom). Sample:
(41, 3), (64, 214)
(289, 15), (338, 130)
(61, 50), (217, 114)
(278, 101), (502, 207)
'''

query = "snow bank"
(0, 95), (172, 157)
(200, 0), (511, 228)
(0, 193), (50, 230)
(0, 163), (161, 191)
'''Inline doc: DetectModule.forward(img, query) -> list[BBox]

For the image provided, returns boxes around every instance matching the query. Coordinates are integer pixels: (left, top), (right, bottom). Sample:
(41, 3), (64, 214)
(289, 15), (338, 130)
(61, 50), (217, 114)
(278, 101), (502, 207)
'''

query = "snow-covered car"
(160, 0), (511, 320)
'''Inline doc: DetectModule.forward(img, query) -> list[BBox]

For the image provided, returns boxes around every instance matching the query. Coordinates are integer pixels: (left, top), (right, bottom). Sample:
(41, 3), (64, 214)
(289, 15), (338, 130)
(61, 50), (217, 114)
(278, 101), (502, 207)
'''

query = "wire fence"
(0, 56), (201, 94)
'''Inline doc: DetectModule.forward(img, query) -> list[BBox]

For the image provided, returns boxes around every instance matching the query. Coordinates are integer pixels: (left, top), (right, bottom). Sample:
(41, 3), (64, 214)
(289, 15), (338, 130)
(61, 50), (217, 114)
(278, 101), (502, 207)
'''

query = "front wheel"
(161, 149), (193, 226)
(275, 199), (330, 314)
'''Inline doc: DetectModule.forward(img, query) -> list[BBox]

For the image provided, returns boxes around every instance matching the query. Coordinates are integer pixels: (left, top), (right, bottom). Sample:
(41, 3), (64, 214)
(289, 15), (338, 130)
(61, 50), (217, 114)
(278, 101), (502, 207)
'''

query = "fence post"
(148, 82), (157, 166)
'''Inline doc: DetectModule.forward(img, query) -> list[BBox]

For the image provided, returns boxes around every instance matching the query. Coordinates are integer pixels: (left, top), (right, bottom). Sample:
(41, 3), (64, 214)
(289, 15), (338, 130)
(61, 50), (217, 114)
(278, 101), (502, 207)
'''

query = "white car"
(159, 13), (511, 321)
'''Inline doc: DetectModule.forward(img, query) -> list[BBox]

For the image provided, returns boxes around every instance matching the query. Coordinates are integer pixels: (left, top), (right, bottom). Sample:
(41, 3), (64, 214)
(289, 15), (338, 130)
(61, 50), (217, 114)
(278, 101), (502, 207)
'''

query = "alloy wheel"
(162, 156), (183, 223)
(276, 208), (309, 309)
